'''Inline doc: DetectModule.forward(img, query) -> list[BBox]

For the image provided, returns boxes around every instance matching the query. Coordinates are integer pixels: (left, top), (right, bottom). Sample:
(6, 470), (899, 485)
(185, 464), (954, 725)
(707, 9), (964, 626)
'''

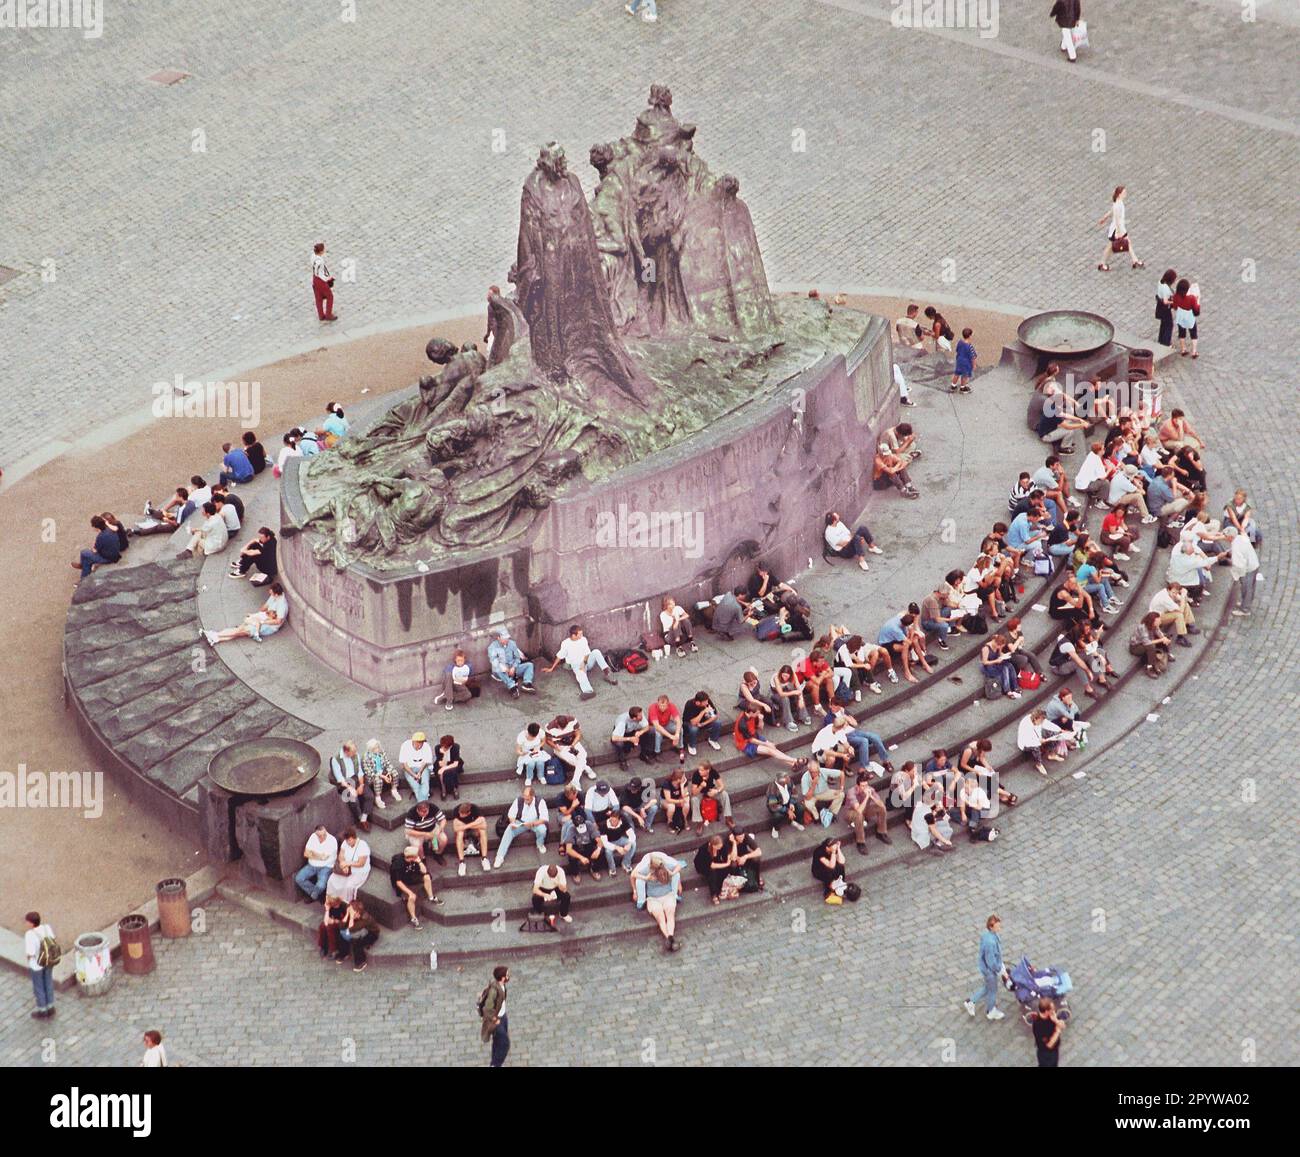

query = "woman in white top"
(659, 596), (698, 657)
(1017, 709), (1067, 776)
(273, 432), (302, 478)
(203, 581), (289, 644)
(140, 1030), (168, 1067)
(327, 829), (371, 903)
(1097, 185), (1144, 272)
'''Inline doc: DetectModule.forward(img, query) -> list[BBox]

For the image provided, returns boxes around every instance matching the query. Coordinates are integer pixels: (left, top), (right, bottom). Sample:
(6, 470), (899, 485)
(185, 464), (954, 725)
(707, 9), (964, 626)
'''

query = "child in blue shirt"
(952, 327), (977, 394)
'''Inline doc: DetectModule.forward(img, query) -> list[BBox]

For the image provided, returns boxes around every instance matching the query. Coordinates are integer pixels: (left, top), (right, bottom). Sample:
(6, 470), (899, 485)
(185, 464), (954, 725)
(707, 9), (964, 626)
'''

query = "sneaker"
(771, 826), (780, 839)
(937, 639), (949, 650)
(854, 689), (862, 703)
(433, 692), (445, 705)
(1114, 551), (1131, 561)
(1141, 515), (1158, 524)
(392, 790), (403, 801)
(963, 1000), (976, 1017)
(580, 689), (597, 701)
(1230, 609), (1248, 617)
(1117, 578), (1131, 588)
(687, 745), (697, 756)
(375, 797), (386, 810)
(561, 914), (573, 924)
(791, 820), (805, 832)
(706, 739), (721, 751)
(510, 686), (520, 699)
(481, 857), (492, 872)
(986, 1008), (1005, 1021)
(1007, 690), (1021, 699)
(1130, 544), (1141, 554)
(642, 8), (657, 20)
(867, 544), (883, 555)
(689, 642), (698, 653)
(410, 916), (422, 929)
(521, 682), (536, 693)
(353, 962), (368, 973)
(868, 682), (883, 695)
(457, 861), (466, 876)
(786, 721), (798, 731)
(887, 670), (899, 684)
(492, 857), (504, 869)
(858, 558), (870, 572)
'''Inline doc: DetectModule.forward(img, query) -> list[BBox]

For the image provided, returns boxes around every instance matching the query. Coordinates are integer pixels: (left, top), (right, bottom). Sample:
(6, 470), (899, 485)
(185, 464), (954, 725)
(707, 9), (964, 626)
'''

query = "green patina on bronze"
(299, 86), (867, 571)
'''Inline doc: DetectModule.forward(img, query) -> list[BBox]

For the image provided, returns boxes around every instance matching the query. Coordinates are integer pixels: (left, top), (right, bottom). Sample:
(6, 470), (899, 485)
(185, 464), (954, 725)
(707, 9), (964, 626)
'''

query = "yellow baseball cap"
(412, 731), (426, 742)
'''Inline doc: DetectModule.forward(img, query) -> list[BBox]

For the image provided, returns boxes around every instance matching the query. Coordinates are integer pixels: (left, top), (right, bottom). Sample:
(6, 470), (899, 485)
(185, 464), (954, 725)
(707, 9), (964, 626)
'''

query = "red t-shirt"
(734, 715), (760, 751)
(648, 702), (679, 729)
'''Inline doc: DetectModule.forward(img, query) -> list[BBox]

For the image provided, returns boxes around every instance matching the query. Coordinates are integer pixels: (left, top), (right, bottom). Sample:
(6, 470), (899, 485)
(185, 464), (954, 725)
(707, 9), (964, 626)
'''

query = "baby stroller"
(1005, 954), (1072, 1026)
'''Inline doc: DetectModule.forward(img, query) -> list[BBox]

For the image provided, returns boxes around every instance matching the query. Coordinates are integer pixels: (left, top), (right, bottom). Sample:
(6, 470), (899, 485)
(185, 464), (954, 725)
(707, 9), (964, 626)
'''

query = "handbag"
(1111, 233), (1130, 253)
(1032, 554), (1053, 577)
(1071, 19), (1088, 48)
(1018, 669), (1042, 690)
(699, 797), (719, 823)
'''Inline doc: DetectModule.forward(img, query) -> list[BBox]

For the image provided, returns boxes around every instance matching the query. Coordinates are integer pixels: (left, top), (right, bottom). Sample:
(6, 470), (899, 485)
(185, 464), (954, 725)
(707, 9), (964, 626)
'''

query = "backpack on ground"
(964, 613), (989, 634)
(843, 882), (862, 902)
(621, 649), (650, 674)
(495, 797), (525, 837)
(984, 676), (1003, 700)
(543, 758), (566, 786)
(640, 630), (666, 654)
(37, 932), (62, 969)
(1156, 523), (1177, 548)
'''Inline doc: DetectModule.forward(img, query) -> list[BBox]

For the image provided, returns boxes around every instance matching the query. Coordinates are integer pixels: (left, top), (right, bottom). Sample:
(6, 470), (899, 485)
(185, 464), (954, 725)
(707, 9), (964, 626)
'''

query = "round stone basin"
(1017, 310), (1115, 357)
(207, 738), (321, 797)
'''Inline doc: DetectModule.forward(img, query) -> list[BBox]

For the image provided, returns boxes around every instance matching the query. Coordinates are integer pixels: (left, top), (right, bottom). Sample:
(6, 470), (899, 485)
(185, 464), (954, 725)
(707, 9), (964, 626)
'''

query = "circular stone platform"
(62, 303), (1219, 961)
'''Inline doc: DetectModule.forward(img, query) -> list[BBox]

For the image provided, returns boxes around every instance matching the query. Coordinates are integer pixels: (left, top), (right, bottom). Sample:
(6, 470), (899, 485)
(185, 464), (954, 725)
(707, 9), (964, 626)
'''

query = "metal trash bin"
(1134, 378), (1163, 417)
(156, 878), (191, 939)
(74, 932), (114, 998)
(1127, 348), (1154, 381)
(117, 914), (156, 976)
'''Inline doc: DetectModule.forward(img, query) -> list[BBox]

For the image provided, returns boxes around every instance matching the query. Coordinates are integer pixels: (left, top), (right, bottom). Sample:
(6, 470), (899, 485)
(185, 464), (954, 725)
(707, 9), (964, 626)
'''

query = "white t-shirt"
(263, 592), (288, 625)
(25, 924), (52, 971)
(141, 1044), (169, 1068)
(556, 636), (591, 669)
(964, 785), (991, 812)
(824, 521), (851, 551)
(533, 866), (567, 893)
(1107, 472), (1137, 505)
(339, 838), (370, 878)
(1074, 452), (1107, 491)
(305, 831), (338, 869)
(399, 740), (434, 772)
(1110, 198), (1127, 236)
(198, 513), (229, 554)
(516, 729), (544, 755)
(811, 724), (849, 755)
(450, 661), (471, 685)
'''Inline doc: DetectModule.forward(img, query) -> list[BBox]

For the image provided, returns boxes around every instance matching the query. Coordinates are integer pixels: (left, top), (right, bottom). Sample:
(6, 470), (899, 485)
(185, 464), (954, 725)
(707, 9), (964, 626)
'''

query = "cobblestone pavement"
(2, 1), (1297, 1065)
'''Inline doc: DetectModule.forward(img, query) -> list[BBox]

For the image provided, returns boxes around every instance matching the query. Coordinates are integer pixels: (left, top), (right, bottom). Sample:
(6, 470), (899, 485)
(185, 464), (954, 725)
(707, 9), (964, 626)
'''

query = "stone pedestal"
(281, 313), (896, 694)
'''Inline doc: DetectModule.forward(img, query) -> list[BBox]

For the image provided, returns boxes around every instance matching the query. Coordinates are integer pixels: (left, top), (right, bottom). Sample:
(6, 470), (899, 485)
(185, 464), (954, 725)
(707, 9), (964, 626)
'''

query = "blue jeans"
(78, 549), (113, 577)
(922, 617), (950, 640)
(653, 722), (681, 754)
(404, 767), (431, 802)
(32, 966), (54, 1012)
(295, 863), (332, 901)
(496, 822), (546, 860)
(603, 832), (637, 872)
(516, 754), (547, 784)
(685, 718), (722, 746)
(490, 1014), (510, 1067)
(981, 661), (1015, 694)
(623, 800), (660, 831)
(847, 729), (888, 764)
(1084, 580), (1114, 606)
(969, 971), (998, 1013)
(1048, 542), (1073, 557)
(493, 660), (535, 691)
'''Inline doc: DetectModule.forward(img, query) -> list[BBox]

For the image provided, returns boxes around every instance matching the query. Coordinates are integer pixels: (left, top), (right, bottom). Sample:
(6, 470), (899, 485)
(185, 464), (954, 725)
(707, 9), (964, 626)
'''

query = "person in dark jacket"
(1050, 0), (1082, 62)
(336, 900), (380, 972)
(1031, 997), (1065, 1066)
(73, 515), (123, 580)
(228, 526), (278, 585)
